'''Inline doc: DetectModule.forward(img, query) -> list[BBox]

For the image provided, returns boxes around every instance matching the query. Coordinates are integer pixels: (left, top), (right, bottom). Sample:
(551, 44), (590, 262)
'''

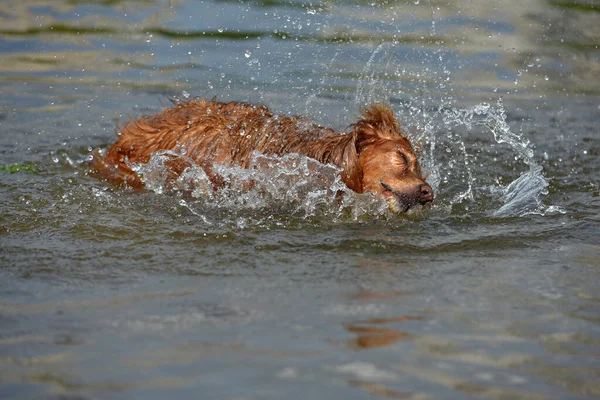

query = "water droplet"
(244, 50), (251, 58)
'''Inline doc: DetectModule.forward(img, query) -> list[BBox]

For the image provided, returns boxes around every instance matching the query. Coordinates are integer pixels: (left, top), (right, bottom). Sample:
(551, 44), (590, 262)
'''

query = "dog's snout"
(419, 183), (434, 205)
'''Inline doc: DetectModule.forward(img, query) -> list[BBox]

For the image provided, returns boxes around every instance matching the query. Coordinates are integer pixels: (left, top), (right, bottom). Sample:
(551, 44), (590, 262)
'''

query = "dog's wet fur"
(91, 98), (433, 212)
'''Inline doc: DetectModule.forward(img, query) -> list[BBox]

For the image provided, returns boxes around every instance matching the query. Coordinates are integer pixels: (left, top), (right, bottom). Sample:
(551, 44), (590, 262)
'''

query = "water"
(1, 0), (599, 399)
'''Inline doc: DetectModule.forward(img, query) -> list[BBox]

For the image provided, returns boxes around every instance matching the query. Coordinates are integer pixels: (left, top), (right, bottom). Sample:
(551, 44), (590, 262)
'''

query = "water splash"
(133, 150), (213, 197)
(128, 45), (564, 220)
(442, 99), (562, 217)
(133, 150), (390, 224)
(115, 98), (561, 220)
(443, 100), (534, 164)
(350, 42), (561, 217)
(493, 165), (549, 217)
(355, 43), (389, 107)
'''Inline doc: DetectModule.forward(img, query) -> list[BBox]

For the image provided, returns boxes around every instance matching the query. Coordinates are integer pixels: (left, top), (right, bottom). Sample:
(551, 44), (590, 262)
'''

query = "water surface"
(1, 0), (599, 399)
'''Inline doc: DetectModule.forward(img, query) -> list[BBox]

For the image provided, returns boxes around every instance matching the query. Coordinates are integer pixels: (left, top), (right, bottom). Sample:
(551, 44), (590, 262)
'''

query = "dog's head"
(351, 104), (433, 212)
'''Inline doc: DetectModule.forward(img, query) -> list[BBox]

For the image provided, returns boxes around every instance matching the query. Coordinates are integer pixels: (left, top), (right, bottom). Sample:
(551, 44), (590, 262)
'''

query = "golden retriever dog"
(90, 98), (433, 212)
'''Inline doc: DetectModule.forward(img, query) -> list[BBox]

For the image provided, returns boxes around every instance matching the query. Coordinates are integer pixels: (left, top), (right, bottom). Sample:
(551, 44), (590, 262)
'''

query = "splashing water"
(133, 150), (213, 197)
(442, 99), (563, 217)
(443, 100), (534, 164)
(133, 150), (390, 224)
(129, 40), (566, 221)
(355, 43), (389, 108)
(348, 43), (564, 218)
(130, 98), (561, 220)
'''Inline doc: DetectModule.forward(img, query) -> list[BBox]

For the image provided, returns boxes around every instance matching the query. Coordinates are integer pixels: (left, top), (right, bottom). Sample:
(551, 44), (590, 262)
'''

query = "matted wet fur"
(90, 98), (433, 212)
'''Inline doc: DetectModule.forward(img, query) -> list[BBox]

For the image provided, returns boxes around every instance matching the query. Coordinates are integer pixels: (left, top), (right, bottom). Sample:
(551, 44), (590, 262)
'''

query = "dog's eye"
(396, 151), (409, 169)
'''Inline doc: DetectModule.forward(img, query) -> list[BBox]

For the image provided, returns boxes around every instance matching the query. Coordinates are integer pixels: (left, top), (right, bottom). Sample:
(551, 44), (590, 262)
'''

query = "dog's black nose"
(419, 183), (434, 205)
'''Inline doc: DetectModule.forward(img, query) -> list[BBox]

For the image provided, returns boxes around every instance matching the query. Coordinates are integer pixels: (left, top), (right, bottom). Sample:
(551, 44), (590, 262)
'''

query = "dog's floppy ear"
(321, 131), (364, 193)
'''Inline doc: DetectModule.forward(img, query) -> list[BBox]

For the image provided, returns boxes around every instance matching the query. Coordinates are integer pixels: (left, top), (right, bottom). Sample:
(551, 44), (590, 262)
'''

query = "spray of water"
(130, 98), (560, 219)
(133, 150), (390, 224)
(351, 45), (563, 218)
(124, 37), (566, 221)
(442, 99), (563, 217)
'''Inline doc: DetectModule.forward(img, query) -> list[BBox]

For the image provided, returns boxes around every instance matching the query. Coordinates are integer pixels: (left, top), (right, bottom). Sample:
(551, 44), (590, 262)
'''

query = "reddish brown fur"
(90, 98), (433, 212)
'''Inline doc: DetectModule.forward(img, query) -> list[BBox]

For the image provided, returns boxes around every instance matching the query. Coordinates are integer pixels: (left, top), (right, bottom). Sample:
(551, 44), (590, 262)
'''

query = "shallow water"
(1, 0), (599, 399)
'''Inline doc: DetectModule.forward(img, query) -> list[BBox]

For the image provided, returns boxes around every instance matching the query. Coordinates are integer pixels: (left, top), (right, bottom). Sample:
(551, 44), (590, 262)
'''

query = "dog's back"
(91, 99), (343, 189)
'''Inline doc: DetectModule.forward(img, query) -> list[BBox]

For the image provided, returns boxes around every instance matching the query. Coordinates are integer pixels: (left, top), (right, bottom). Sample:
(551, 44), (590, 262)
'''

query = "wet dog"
(90, 98), (433, 212)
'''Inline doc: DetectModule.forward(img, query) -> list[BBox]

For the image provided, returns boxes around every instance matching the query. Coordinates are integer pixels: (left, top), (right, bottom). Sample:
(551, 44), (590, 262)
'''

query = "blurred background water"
(1, 1), (599, 399)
